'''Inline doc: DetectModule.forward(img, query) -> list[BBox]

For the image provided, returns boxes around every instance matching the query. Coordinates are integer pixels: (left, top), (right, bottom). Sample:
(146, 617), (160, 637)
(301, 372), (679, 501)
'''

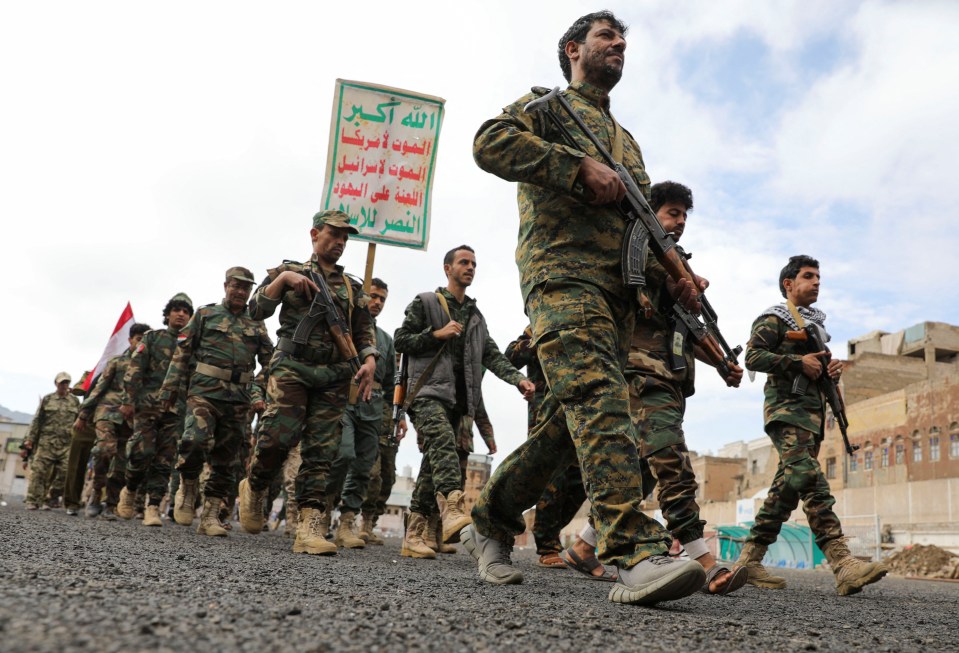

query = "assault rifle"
(293, 270), (362, 376)
(524, 87), (742, 375)
(390, 353), (408, 444)
(789, 324), (857, 456)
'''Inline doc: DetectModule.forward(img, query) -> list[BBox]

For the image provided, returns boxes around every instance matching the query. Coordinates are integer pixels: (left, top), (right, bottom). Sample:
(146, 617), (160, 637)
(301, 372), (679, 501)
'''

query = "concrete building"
(0, 419), (30, 500)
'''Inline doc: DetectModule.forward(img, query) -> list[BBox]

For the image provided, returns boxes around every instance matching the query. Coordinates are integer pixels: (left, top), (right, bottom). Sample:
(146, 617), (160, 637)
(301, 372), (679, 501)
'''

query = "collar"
(309, 254), (344, 278)
(568, 80), (611, 111)
(436, 286), (472, 308)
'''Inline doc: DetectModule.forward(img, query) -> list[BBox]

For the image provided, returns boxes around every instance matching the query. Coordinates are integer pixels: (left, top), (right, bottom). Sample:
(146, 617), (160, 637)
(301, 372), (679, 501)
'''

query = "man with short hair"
(468, 11), (706, 603)
(238, 210), (377, 556)
(23, 372), (80, 510)
(117, 294), (194, 527)
(736, 255), (888, 596)
(394, 245), (534, 559)
(159, 267), (273, 537)
(75, 322), (151, 519)
(325, 277), (407, 548)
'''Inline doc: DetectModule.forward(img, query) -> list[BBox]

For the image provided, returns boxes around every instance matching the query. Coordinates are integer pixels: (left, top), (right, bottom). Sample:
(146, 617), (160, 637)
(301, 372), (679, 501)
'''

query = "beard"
(584, 48), (623, 90)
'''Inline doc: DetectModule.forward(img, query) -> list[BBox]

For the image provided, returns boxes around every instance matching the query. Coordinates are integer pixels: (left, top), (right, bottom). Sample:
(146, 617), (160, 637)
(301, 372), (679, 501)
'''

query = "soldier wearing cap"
(116, 293), (194, 526)
(158, 267), (273, 536)
(23, 372), (80, 510)
(238, 209), (378, 556)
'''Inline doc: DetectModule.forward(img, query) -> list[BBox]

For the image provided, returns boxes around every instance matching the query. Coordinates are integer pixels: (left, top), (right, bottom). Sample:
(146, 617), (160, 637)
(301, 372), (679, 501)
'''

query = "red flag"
(83, 302), (136, 392)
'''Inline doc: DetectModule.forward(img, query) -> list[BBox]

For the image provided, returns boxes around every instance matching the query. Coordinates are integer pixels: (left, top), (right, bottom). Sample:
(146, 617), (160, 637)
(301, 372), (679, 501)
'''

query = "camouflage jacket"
(121, 326), (180, 408)
(160, 300), (274, 405)
(626, 256), (696, 397)
(394, 287), (524, 415)
(745, 313), (824, 435)
(473, 80), (651, 301)
(27, 392), (79, 448)
(347, 323), (396, 422)
(250, 256), (377, 365)
(505, 329), (547, 431)
(79, 349), (133, 424)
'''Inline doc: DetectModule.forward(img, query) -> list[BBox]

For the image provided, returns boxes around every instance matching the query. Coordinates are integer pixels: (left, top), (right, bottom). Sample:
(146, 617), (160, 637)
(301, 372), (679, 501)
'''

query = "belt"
(277, 336), (330, 364)
(195, 362), (252, 384)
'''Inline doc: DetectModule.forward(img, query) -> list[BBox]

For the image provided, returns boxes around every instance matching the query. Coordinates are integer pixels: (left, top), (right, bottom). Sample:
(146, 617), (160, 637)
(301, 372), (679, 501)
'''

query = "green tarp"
(717, 522), (825, 569)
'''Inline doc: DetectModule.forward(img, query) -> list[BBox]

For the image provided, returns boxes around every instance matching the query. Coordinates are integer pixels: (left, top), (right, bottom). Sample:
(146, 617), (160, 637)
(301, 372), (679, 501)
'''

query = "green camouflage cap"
(225, 266), (255, 283)
(312, 209), (359, 234)
(170, 292), (193, 308)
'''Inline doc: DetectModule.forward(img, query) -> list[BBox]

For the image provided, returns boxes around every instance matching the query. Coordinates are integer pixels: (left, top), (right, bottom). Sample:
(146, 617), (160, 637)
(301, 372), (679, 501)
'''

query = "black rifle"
(524, 87), (742, 373)
(292, 270), (361, 375)
(791, 323), (857, 456)
(390, 353), (408, 444)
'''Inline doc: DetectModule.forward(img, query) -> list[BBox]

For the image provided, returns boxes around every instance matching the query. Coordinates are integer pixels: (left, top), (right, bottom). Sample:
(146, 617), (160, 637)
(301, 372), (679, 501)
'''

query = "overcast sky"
(2, 1), (957, 475)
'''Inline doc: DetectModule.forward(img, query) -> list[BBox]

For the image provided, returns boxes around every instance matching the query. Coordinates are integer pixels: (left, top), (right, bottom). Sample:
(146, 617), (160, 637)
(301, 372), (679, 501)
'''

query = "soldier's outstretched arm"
(481, 334), (527, 388)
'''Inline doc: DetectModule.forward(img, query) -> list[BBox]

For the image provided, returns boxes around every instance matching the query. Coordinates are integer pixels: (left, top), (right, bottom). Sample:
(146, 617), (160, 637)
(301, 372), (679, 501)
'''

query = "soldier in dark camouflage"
(159, 266), (273, 537)
(466, 10), (707, 605)
(737, 255), (888, 596)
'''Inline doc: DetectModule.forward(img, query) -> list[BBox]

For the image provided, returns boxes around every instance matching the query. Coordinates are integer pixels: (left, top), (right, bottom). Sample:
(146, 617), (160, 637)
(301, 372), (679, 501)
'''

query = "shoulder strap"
(434, 291), (450, 319)
(786, 299), (806, 329)
(344, 275), (354, 322)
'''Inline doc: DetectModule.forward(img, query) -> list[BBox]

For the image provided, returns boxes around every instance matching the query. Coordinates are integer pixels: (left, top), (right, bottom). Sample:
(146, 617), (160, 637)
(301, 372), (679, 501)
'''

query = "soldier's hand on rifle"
(666, 277), (702, 314)
(575, 157), (626, 204)
(719, 361), (744, 388)
(395, 418), (408, 442)
(801, 351), (827, 380)
(354, 356), (377, 402)
(433, 320), (464, 341)
(826, 358), (843, 380)
(277, 271), (320, 300)
(518, 379), (536, 401)
(119, 404), (134, 420)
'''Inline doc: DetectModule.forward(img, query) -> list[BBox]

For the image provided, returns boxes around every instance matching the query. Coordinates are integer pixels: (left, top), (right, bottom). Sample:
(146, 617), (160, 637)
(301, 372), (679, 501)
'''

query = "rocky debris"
(886, 544), (959, 579)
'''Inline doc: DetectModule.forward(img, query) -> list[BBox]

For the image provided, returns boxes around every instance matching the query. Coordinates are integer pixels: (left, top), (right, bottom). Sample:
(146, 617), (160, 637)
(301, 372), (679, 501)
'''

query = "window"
(895, 444), (905, 465)
(881, 448), (889, 468)
(930, 428), (941, 462)
(865, 451), (873, 470)
(951, 434), (959, 459)
(913, 441), (922, 463)
(826, 457), (837, 480)
(850, 455), (859, 472)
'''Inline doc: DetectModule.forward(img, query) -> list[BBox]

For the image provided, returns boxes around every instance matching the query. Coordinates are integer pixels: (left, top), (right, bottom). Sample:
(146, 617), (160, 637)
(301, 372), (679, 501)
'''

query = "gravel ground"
(2, 501), (956, 653)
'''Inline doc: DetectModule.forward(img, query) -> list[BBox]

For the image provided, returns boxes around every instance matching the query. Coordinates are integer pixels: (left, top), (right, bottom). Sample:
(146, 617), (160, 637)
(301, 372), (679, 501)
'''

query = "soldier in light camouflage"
(75, 323), (151, 519)
(237, 210), (378, 557)
(737, 255), (888, 596)
(394, 245), (533, 559)
(467, 11), (707, 603)
(159, 267), (273, 537)
(23, 372), (80, 510)
(117, 293), (194, 526)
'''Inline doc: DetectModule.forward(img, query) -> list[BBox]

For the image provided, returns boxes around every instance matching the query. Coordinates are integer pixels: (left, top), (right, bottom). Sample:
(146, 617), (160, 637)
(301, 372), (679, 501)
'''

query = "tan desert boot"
(334, 511), (366, 549)
(435, 490), (471, 544)
(427, 514), (456, 554)
(173, 478), (198, 526)
(292, 507), (337, 555)
(196, 498), (228, 537)
(237, 478), (266, 534)
(822, 538), (888, 596)
(400, 512), (436, 559)
(142, 505), (163, 527)
(361, 513), (384, 545)
(116, 487), (136, 520)
(736, 542), (786, 589)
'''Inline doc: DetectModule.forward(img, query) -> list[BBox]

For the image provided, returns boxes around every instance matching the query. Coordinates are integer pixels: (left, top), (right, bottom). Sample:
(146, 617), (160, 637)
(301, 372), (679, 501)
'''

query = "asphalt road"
(2, 502), (956, 653)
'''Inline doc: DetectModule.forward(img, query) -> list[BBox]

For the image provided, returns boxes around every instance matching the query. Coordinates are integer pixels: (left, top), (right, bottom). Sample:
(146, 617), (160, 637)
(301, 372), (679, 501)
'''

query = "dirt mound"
(886, 544), (959, 579)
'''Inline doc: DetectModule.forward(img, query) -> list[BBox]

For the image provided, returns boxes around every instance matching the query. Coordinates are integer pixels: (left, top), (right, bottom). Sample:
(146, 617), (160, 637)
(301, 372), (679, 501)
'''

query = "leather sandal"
(560, 547), (618, 582)
(537, 552), (567, 568)
(701, 564), (748, 595)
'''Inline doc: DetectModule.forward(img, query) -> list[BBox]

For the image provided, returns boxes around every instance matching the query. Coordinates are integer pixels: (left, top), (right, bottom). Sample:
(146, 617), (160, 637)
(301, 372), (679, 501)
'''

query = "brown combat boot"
(142, 504), (163, 527)
(435, 490), (471, 544)
(284, 499), (299, 539)
(401, 512), (437, 559)
(427, 514), (456, 554)
(196, 498), (228, 537)
(361, 513), (384, 545)
(822, 537), (888, 596)
(173, 478), (199, 526)
(334, 511), (366, 549)
(237, 478), (266, 535)
(292, 507), (337, 555)
(116, 487), (136, 520)
(736, 542), (787, 589)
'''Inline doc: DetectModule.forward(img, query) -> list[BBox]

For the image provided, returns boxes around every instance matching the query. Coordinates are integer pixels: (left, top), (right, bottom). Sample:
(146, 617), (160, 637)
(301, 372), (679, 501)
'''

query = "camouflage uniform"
(361, 401), (397, 519)
(626, 256), (705, 545)
(63, 421), (97, 511)
(471, 81), (672, 568)
(122, 325), (185, 503)
(745, 311), (843, 550)
(160, 300), (273, 500)
(504, 330), (586, 555)
(395, 288), (525, 517)
(79, 350), (135, 508)
(25, 391), (80, 506)
(328, 324), (396, 514)
(245, 257), (376, 509)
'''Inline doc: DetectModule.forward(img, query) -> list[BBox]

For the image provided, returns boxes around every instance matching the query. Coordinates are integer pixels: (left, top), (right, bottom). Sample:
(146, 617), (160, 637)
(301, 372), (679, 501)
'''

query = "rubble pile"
(886, 544), (959, 579)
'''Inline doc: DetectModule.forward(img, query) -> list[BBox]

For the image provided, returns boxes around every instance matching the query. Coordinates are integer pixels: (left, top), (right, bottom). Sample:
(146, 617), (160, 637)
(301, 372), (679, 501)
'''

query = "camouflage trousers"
(629, 375), (705, 544)
(409, 398), (466, 516)
(748, 423), (843, 550)
(247, 357), (350, 509)
(327, 407), (382, 514)
(26, 439), (70, 506)
(90, 419), (132, 508)
(176, 396), (250, 500)
(362, 439), (398, 518)
(64, 423), (96, 510)
(125, 406), (181, 504)
(226, 425), (255, 509)
(473, 278), (671, 568)
(532, 457), (586, 555)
